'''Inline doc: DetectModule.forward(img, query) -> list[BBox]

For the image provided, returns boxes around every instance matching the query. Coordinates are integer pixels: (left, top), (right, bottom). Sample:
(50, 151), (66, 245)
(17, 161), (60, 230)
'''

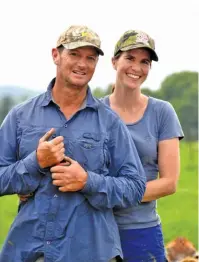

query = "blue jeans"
(119, 224), (167, 262)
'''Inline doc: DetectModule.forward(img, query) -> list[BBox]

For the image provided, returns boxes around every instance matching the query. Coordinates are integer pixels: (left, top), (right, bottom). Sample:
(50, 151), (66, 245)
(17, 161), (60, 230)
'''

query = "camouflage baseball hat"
(114, 30), (158, 61)
(56, 25), (104, 56)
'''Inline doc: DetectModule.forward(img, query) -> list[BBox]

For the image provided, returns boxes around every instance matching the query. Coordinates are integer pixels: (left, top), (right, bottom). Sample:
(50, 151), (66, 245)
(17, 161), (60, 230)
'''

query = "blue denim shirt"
(0, 79), (146, 262)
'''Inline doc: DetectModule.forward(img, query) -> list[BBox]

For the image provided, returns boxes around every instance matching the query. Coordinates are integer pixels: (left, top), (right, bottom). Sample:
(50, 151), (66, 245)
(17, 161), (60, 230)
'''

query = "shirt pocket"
(19, 126), (52, 159)
(67, 132), (105, 172)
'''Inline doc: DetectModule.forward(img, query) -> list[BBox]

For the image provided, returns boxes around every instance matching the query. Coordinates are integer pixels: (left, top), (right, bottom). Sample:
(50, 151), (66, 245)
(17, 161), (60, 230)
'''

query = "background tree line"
(0, 70), (198, 141)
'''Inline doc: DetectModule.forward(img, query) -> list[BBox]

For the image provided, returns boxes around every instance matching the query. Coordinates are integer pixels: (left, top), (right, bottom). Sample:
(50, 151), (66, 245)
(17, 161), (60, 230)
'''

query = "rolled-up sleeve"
(0, 108), (42, 196)
(81, 119), (146, 210)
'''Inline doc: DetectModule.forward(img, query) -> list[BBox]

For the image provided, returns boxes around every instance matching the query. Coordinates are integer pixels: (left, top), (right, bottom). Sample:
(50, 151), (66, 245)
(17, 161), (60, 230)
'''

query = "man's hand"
(18, 193), (33, 202)
(50, 157), (88, 192)
(37, 128), (65, 168)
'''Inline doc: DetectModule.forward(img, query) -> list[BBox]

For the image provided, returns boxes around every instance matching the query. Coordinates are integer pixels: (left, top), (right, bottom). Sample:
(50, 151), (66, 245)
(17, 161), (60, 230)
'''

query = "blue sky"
(0, 0), (198, 92)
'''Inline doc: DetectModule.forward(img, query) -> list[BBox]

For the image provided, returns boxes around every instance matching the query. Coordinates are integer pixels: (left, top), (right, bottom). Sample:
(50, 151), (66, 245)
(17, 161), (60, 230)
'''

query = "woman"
(101, 30), (184, 262)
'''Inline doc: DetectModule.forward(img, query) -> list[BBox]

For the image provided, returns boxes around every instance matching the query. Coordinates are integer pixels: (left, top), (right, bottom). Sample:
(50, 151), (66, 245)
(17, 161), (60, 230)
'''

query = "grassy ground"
(0, 195), (18, 249)
(158, 142), (198, 248)
(0, 142), (198, 249)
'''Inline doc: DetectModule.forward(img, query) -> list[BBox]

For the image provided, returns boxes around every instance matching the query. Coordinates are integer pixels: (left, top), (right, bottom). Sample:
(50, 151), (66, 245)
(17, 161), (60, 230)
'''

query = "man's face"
(53, 46), (99, 89)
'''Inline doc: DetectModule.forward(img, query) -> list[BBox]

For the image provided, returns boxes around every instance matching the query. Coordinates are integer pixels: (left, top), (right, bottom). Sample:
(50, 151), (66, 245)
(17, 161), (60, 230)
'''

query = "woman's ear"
(112, 57), (117, 70)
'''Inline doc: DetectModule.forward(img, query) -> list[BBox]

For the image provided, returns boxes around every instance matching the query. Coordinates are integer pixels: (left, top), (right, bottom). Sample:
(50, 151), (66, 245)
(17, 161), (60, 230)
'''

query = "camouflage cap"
(56, 25), (104, 56)
(114, 30), (158, 61)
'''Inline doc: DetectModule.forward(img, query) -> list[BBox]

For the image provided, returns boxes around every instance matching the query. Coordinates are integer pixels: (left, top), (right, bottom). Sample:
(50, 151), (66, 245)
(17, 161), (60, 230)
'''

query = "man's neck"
(52, 81), (87, 109)
(51, 80), (88, 119)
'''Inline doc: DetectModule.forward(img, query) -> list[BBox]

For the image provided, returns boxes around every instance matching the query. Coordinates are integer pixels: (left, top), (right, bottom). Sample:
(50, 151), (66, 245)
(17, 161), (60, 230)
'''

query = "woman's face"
(112, 48), (151, 90)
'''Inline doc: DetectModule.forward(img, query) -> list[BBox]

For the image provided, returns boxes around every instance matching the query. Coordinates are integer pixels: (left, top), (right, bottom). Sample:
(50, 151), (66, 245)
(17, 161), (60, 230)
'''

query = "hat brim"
(62, 42), (104, 56)
(120, 44), (158, 61)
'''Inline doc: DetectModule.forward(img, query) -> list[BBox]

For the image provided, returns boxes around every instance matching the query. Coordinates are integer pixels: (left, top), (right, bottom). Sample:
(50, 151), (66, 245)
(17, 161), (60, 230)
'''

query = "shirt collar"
(41, 78), (99, 111)
(40, 78), (55, 107)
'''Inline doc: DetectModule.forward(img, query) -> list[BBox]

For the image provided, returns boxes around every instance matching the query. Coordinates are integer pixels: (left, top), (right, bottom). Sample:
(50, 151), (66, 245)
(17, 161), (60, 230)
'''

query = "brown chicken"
(166, 237), (198, 262)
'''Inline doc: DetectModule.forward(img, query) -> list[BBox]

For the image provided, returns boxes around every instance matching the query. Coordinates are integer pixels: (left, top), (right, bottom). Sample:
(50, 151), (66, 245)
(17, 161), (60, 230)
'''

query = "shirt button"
(64, 123), (67, 128)
(47, 241), (51, 245)
(54, 194), (58, 198)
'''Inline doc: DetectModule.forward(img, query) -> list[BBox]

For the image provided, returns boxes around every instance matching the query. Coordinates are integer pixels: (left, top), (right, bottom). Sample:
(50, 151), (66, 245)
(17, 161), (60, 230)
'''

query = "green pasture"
(158, 142), (198, 248)
(0, 142), (198, 249)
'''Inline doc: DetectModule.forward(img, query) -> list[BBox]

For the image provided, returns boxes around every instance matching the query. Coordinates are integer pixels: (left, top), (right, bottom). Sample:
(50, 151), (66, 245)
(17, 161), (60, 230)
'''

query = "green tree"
(92, 87), (106, 98)
(158, 71), (198, 141)
(159, 71), (197, 101)
(92, 84), (113, 98)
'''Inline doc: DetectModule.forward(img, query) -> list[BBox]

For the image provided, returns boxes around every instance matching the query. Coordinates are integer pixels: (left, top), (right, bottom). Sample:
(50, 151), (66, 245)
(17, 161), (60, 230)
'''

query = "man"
(0, 25), (146, 262)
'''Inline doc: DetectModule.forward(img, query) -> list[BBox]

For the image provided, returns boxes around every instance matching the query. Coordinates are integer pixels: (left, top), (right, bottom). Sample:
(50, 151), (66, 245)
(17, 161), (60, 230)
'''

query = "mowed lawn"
(0, 142), (198, 249)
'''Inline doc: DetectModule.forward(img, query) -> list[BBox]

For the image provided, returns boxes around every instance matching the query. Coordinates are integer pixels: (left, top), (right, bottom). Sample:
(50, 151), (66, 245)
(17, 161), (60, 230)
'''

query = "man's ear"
(112, 57), (117, 70)
(52, 48), (59, 65)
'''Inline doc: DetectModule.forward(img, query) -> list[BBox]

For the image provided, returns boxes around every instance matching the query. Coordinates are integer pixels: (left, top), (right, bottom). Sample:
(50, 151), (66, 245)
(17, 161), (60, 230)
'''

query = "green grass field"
(0, 142), (198, 249)
(158, 142), (198, 248)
